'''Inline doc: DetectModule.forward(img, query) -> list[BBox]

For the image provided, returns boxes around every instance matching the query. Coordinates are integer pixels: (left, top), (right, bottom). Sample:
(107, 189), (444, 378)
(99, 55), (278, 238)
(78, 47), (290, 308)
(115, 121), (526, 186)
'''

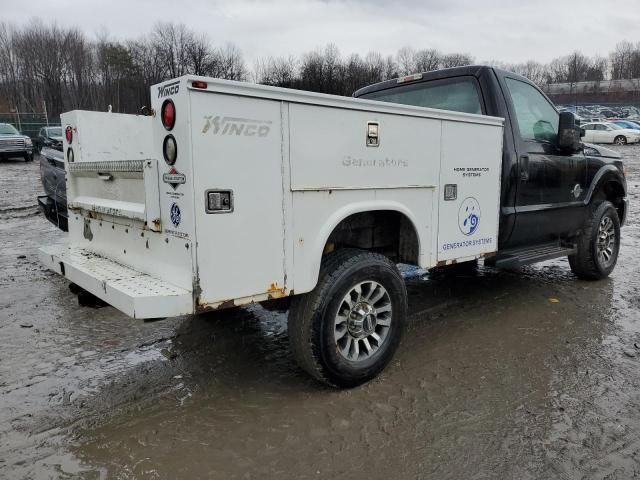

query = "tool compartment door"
(437, 121), (503, 262)
(189, 91), (285, 306)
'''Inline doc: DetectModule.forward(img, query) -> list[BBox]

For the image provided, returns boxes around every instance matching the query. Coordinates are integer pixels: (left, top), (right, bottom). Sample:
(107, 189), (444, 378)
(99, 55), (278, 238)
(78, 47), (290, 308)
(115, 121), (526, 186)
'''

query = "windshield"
(47, 127), (62, 136)
(0, 124), (19, 135)
(608, 124), (623, 130)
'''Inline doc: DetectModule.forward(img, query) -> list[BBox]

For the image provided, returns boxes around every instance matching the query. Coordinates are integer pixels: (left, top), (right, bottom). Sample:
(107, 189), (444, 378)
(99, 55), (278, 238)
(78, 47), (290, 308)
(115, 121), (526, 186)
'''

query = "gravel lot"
(1, 146), (639, 479)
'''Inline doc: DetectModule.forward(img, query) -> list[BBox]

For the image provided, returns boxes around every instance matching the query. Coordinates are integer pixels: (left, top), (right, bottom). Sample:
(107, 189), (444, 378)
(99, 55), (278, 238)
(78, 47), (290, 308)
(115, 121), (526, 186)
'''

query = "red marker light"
(65, 126), (73, 143)
(161, 99), (176, 131)
(192, 81), (208, 89)
(396, 73), (423, 84)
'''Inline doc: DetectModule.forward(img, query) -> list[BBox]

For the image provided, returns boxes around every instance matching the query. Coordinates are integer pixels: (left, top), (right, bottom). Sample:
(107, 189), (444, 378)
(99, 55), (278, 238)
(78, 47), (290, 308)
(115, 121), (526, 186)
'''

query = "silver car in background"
(0, 123), (34, 161)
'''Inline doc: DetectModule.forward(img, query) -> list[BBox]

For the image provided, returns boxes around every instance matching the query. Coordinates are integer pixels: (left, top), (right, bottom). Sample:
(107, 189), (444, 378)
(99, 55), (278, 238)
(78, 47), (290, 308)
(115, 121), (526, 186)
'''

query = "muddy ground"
(1, 146), (639, 480)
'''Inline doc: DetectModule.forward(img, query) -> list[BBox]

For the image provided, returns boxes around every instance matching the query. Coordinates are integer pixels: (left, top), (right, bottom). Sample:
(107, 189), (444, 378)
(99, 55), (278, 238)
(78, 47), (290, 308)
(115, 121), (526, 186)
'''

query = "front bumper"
(39, 244), (193, 319)
(0, 148), (32, 156)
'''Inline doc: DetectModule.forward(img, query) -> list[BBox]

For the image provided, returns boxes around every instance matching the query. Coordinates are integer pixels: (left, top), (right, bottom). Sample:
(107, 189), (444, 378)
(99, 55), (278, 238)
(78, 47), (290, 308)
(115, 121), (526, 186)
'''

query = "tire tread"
(288, 249), (404, 387)
(569, 200), (619, 280)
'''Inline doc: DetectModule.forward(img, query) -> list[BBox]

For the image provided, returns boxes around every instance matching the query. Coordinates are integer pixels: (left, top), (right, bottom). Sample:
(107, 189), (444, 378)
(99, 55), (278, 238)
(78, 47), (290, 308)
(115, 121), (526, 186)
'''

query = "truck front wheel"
(569, 201), (620, 280)
(288, 249), (407, 388)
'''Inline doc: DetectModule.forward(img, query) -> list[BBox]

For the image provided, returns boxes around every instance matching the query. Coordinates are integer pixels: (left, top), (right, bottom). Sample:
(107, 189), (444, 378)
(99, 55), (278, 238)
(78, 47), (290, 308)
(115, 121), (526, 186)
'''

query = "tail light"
(161, 99), (176, 131)
(65, 126), (73, 143)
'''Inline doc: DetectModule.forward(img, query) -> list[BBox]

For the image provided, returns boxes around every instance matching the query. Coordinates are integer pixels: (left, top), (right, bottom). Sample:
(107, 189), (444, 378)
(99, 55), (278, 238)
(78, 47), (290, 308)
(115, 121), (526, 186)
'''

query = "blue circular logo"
(170, 203), (181, 227)
(458, 197), (480, 236)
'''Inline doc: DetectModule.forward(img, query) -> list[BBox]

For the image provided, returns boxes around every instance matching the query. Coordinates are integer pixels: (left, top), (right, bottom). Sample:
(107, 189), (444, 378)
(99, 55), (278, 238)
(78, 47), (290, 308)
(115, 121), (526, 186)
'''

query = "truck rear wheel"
(569, 201), (620, 280)
(288, 249), (407, 388)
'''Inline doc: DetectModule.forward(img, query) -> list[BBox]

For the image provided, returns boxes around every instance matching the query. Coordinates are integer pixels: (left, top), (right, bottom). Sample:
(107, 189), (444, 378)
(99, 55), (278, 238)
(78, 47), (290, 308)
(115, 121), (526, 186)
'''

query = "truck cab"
(354, 66), (627, 260)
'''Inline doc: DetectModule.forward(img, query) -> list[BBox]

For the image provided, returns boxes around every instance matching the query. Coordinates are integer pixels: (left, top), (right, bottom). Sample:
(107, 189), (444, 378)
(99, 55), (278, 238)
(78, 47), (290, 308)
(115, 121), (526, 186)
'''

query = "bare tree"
(216, 43), (247, 81)
(396, 46), (415, 75)
(439, 53), (474, 69)
(3, 17), (640, 121)
(414, 49), (440, 72)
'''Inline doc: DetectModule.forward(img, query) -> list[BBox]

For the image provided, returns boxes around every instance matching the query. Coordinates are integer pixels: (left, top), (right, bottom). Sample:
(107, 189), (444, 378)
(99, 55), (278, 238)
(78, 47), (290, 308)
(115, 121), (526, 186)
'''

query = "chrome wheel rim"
(334, 281), (392, 362)
(615, 136), (626, 145)
(597, 215), (616, 268)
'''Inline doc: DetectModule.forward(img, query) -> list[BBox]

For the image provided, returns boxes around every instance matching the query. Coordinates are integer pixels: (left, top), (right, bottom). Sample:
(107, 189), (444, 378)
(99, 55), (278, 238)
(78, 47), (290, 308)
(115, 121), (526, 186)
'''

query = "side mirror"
(556, 112), (582, 154)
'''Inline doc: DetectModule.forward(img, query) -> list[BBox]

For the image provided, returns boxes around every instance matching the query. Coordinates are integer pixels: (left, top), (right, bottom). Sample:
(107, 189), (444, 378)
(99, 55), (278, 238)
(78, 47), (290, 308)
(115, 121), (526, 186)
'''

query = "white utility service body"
(39, 76), (504, 319)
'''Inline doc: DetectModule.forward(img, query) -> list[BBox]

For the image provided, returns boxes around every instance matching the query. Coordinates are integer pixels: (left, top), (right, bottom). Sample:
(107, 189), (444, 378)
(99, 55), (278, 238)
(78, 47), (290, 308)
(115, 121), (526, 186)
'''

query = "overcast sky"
(3, 0), (639, 65)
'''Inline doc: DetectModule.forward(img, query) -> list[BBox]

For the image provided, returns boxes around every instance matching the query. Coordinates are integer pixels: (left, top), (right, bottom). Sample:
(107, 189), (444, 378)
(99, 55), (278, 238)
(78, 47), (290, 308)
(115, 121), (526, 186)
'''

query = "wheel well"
(599, 180), (625, 222)
(323, 211), (419, 265)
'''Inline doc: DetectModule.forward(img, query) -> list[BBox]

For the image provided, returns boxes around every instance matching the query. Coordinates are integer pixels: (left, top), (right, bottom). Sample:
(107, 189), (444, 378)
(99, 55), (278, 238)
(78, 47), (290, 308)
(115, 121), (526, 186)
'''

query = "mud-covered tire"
(288, 249), (407, 388)
(569, 200), (620, 280)
(24, 153), (33, 162)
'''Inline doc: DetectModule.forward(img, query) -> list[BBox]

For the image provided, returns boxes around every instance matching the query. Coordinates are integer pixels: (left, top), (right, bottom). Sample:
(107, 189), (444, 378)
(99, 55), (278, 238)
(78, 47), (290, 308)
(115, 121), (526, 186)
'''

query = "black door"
(501, 77), (587, 246)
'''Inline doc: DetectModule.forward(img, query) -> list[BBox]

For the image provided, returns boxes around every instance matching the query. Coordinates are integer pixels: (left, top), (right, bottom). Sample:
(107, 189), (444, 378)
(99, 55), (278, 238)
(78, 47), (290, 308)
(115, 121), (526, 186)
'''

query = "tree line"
(1, 19), (639, 119)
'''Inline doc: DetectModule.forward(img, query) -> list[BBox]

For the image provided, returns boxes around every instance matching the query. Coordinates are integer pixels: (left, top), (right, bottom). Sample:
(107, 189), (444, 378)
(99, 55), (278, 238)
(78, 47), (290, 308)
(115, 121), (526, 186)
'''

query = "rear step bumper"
(39, 244), (193, 319)
(491, 243), (577, 269)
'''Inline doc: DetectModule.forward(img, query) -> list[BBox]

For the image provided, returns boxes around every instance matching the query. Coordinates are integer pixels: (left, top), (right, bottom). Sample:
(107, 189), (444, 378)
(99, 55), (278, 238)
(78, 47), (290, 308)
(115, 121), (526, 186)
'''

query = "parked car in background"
(35, 126), (63, 153)
(612, 120), (640, 131)
(581, 122), (640, 145)
(37, 146), (67, 231)
(0, 123), (33, 161)
(599, 109), (617, 118)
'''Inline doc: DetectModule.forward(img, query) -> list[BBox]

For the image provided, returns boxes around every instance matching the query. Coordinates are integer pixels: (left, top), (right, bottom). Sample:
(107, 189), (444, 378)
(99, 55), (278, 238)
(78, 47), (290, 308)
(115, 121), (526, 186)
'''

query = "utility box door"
(436, 121), (503, 262)
(189, 92), (286, 305)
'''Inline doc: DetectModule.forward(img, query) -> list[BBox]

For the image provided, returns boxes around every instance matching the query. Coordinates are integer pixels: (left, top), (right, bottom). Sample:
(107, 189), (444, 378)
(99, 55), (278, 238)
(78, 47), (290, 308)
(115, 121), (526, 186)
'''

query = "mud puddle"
(1, 148), (640, 479)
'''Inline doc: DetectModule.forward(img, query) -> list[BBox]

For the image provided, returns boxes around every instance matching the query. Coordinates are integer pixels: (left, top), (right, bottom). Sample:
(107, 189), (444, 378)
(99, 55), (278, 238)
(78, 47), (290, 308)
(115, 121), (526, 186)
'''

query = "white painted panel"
(289, 104), (440, 191)
(61, 110), (152, 163)
(437, 122), (503, 262)
(290, 188), (435, 294)
(189, 91), (285, 305)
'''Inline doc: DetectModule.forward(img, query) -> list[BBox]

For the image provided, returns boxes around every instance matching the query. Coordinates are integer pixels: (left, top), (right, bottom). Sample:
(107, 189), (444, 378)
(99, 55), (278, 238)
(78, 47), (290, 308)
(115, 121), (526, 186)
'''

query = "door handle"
(520, 155), (529, 182)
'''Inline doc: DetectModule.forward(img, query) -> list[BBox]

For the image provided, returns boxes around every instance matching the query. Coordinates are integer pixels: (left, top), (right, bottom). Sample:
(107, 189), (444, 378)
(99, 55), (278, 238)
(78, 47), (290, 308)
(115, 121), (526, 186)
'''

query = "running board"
(492, 242), (577, 269)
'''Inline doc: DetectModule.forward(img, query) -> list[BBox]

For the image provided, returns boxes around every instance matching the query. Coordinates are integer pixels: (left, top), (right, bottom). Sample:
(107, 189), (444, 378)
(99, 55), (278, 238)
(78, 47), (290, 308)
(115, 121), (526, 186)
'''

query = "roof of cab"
(352, 65), (537, 99)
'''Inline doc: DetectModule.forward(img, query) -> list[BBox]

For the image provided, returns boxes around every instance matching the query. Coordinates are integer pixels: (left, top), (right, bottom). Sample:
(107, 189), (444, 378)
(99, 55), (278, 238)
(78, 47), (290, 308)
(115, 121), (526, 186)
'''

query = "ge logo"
(170, 203), (182, 227)
(458, 197), (480, 236)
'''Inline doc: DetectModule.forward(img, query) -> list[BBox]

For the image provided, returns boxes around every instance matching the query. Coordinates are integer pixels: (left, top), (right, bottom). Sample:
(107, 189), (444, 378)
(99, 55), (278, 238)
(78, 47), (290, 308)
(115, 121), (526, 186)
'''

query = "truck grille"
(0, 138), (25, 150)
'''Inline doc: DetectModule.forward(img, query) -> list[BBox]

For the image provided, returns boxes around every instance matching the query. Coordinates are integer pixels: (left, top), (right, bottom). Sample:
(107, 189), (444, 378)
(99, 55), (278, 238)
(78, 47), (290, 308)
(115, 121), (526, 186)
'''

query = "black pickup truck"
(355, 65), (627, 280)
(37, 146), (68, 231)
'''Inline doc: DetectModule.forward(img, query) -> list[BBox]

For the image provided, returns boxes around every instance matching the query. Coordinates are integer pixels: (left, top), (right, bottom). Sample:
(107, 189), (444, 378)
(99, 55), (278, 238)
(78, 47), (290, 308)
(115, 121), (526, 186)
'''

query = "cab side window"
(505, 78), (559, 143)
